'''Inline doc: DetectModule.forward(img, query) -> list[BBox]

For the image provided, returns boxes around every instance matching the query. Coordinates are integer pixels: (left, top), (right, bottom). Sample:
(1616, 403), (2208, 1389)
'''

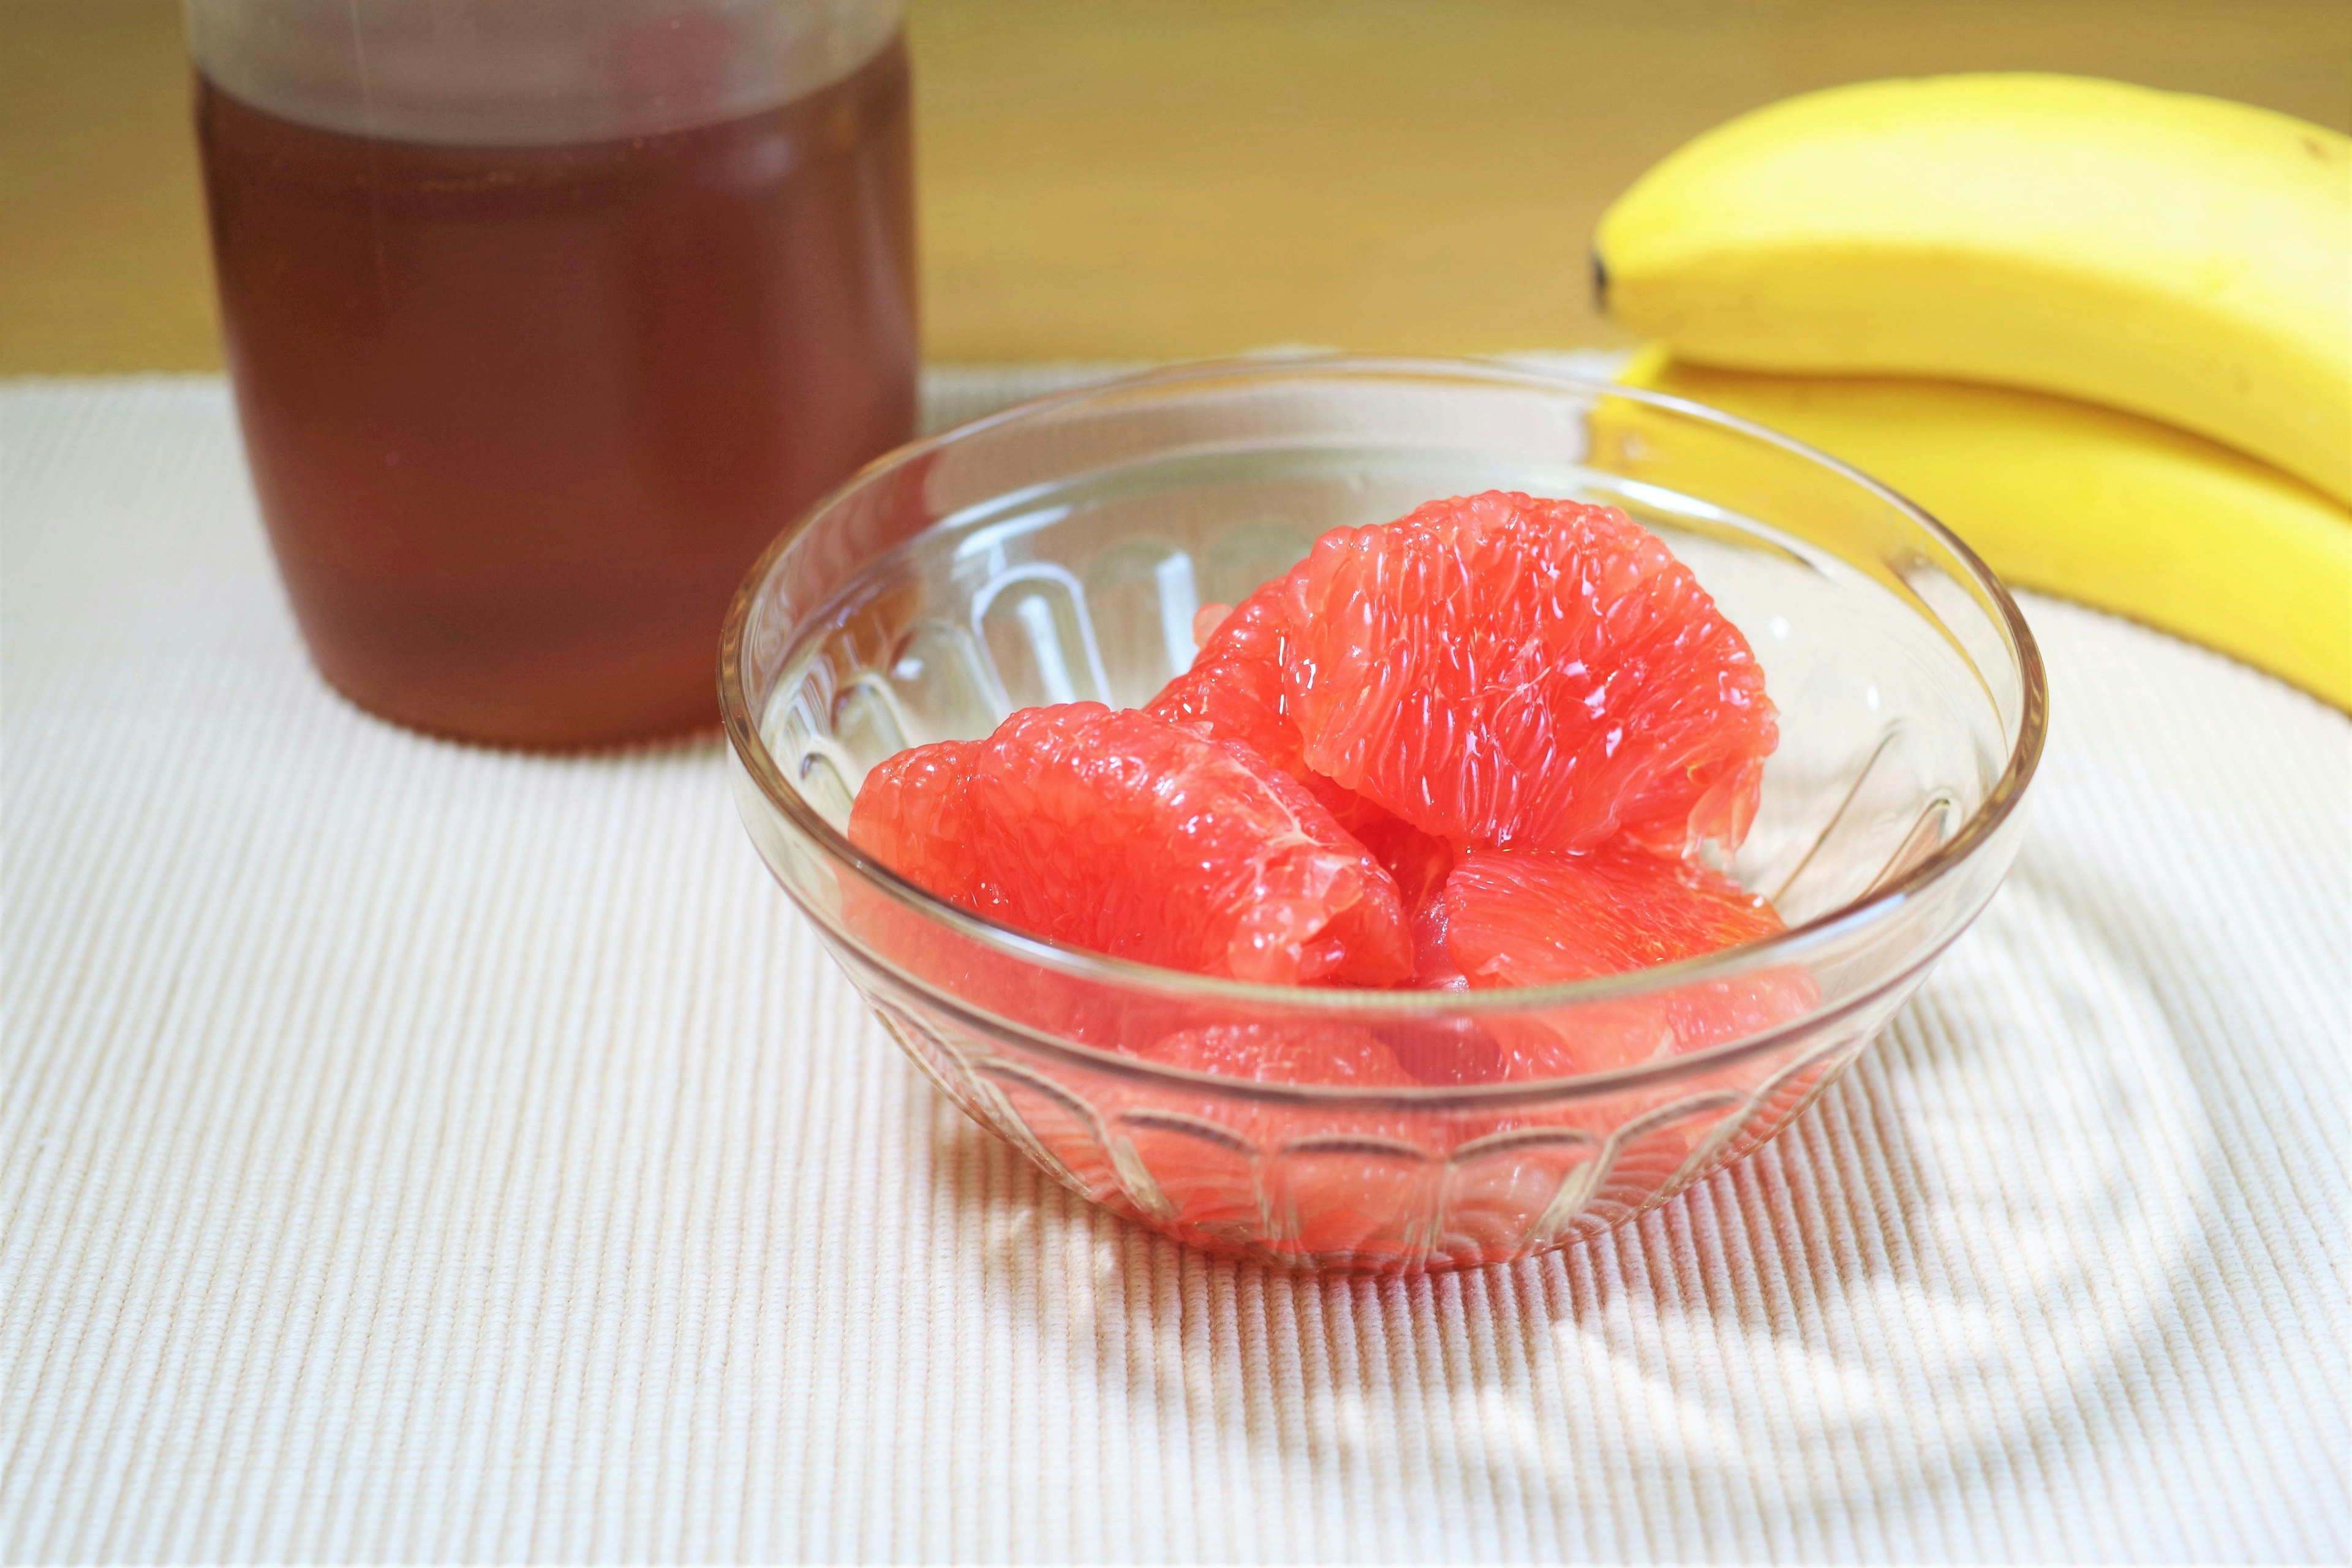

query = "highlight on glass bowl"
(720, 357), (2047, 1274)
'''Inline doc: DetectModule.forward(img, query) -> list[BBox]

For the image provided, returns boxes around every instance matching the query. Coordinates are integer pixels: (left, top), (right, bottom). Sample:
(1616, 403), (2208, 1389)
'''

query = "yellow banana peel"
(1596, 74), (2352, 506)
(1616, 349), (2352, 711)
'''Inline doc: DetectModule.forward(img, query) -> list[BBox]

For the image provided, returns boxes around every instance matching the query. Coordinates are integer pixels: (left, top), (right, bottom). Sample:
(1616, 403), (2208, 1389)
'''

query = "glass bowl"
(718, 356), (2047, 1274)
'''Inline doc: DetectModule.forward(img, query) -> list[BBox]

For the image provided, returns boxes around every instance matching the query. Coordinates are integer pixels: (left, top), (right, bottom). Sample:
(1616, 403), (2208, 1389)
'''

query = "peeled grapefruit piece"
(1146, 579), (1387, 831)
(848, 703), (1412, 987)
(1435, 843), (1819, 1075)
(1442, 843), (1787, 984)
(1156, 491), (1777, 856)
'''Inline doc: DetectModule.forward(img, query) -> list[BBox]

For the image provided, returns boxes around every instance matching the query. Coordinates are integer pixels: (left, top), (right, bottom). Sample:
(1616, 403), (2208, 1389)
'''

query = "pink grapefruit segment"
(1160, 492), (1777, 857)
(1436, 844), (1819, 1076)
(1145, 579), (1388, 832)
(1285, 492), (1777, 856)
(1442, 843), (1787, 986)
(848, 703), (1412, 987)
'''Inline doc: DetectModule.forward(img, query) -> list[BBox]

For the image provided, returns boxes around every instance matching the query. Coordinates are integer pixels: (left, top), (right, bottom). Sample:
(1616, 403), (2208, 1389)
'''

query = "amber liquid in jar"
(197, 38), (917, 747)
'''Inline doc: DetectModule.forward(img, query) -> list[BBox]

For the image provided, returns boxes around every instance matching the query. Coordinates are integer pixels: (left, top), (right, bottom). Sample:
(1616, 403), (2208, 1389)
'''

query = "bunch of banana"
(1594, 73), (2351, 709)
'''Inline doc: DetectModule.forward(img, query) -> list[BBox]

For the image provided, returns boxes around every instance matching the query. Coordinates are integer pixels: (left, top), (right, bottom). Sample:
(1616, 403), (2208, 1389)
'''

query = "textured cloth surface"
(3, 374), (2346, 1565)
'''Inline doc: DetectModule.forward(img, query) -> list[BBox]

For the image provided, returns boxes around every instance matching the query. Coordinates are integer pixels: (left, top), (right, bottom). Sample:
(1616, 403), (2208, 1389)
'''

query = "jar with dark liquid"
(189, 1), (917, 747)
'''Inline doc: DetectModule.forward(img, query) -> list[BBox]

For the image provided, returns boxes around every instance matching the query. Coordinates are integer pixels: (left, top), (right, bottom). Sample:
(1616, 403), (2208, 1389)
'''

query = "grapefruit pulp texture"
(1158, 491), (1777, 856)
(1440, 843), (1786, 989)
(848, 704), (1412, 987)
(845, 491), (1803, 1093)
(1433, 844), (1819, 1077)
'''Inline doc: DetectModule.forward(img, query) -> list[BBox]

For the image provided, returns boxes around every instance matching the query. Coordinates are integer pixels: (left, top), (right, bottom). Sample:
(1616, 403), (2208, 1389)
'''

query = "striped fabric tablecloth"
(3, 369), (2345, 1563)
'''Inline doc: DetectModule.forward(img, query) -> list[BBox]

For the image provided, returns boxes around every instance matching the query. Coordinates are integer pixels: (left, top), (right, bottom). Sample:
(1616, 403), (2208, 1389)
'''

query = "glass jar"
(189, 0), (917, 747)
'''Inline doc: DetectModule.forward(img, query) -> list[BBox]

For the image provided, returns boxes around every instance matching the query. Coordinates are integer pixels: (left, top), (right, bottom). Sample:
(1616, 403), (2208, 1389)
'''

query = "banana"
(1594, 74), (2352, 507)
(1615, 348), (2352, 710)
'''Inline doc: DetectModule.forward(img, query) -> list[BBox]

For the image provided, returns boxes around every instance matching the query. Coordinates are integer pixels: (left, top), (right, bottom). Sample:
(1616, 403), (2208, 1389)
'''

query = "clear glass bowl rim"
(718, 354), (2050, 1103)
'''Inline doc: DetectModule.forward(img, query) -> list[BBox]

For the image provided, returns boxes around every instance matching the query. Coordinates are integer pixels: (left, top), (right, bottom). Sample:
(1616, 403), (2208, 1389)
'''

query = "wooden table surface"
(5, 0), (2347, 372)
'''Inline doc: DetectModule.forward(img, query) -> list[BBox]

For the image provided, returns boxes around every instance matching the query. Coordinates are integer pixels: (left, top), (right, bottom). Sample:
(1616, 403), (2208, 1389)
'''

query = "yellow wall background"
(5, 0), (2348, 372)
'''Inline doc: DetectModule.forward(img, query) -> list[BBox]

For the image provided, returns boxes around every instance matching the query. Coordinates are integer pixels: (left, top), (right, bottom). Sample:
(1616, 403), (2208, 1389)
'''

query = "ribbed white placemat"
(2, 372), (2346, 1566)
